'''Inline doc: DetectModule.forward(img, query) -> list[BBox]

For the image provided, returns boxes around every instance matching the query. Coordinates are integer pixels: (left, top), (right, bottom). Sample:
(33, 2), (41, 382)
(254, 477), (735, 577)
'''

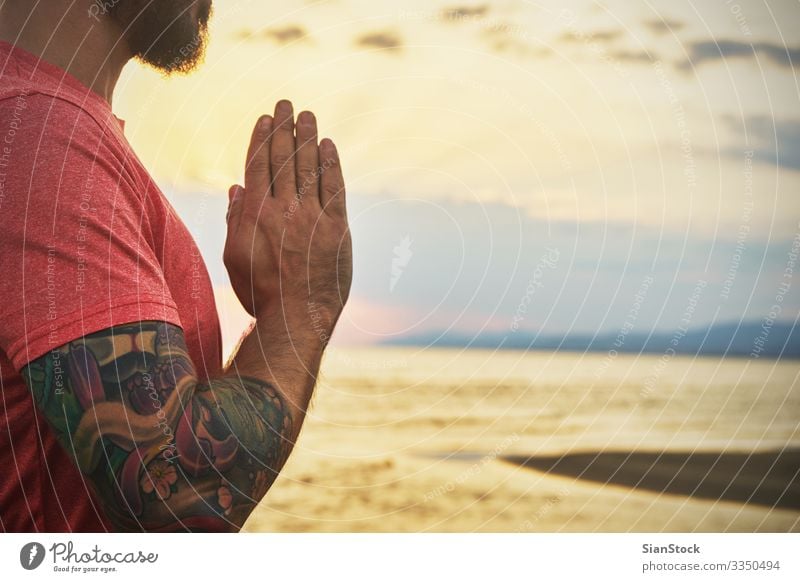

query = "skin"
(24, 322), (294, 531)
(2, 1), (353, 531)
(0, 0), (213, 104)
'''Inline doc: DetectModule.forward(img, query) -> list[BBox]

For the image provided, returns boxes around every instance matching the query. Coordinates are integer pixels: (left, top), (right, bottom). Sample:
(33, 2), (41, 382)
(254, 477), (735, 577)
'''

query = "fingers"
(244, 115), (273, 199)
(271, 100), (297, 202)
(244, 101), (339, 218)
(319, 138), (346, 216)
(295, 111), (320, 208)
(226, 184), (244, 228)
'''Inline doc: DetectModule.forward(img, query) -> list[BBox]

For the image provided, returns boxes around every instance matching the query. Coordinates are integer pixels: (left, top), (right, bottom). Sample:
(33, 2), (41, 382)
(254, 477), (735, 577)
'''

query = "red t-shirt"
(0, 41), (223, 532)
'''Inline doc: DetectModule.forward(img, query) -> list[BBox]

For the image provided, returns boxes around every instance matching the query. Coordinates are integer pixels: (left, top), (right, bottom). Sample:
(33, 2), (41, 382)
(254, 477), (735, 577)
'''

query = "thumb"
(226, 184), (245, 228)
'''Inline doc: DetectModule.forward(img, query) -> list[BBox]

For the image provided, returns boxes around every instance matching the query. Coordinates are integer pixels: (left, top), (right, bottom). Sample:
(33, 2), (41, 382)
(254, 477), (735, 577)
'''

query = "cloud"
(481, 23), (551, 57)
(559, 29), (623, 44)
(726, 116), (800, 171)
(440, 4), (489, 22)
(553, 28), (650, 66)
(680, 40), (800, 70)
(355, 30), (403, 53)
(234, 25), (309, 45)
(264, 25), (309, 45)
(608, 50), (654, 64)
(234, 29), (256, 41)
(643, 19), (685, 35)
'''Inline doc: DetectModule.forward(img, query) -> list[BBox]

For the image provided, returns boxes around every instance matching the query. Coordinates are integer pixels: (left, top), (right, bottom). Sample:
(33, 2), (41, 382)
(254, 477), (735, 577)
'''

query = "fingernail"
(277, 100), (293, 116)
(259, 116), (272, 131)
(320, 138), (337, 157)
(298, 111), (315, 127)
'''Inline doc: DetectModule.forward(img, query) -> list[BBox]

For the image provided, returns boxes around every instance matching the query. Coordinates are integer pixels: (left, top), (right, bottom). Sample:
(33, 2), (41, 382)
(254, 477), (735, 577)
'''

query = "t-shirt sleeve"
(0, 94), (182, 371)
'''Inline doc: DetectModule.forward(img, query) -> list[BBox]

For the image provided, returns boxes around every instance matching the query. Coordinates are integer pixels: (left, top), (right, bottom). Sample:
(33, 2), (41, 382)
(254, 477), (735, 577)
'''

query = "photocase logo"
(390, 235), (413, 292)
(20, 542), (46, 570)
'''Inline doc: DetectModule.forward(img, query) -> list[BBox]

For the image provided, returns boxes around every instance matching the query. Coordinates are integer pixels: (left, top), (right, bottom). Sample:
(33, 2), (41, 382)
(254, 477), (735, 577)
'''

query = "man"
(0, 0), (352, 532)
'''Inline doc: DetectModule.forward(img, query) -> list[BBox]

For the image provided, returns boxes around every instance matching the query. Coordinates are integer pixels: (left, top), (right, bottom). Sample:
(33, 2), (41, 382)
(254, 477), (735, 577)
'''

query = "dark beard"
(110, 0), (212, 75)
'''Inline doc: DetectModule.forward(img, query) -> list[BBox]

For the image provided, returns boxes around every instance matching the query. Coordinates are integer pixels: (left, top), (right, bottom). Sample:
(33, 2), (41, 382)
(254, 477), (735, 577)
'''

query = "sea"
(243, 347), (800, 532)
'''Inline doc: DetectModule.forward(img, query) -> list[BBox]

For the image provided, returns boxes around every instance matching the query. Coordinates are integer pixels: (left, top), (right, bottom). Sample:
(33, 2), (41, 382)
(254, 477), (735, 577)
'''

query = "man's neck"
(0, 0), (131, 106)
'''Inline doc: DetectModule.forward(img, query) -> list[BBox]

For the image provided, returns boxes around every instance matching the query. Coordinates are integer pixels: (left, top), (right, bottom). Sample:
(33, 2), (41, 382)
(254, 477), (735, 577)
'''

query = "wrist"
(254, 299), (338, 345)
(304, 300), (338, 346)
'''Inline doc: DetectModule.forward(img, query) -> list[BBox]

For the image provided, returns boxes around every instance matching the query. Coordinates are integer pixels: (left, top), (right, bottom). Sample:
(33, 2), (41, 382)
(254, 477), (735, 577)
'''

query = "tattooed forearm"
(23, 322), (294, 532)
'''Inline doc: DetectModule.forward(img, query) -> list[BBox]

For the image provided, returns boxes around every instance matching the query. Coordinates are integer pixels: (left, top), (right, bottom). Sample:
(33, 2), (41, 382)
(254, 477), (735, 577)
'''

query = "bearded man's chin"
(112, 1), (213, 75)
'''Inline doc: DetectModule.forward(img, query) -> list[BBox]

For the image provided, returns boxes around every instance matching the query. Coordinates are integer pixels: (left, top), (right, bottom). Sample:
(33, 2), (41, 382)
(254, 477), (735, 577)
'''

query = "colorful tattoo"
(22, 322), (293, 532)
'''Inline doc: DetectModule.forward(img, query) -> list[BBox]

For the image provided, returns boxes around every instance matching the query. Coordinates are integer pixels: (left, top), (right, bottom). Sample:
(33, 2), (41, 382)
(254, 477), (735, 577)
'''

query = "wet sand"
(502, 449), (800, 510)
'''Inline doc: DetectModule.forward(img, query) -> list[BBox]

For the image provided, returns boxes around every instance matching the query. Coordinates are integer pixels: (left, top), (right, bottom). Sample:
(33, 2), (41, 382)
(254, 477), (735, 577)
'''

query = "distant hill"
(382, 321), (800, 358)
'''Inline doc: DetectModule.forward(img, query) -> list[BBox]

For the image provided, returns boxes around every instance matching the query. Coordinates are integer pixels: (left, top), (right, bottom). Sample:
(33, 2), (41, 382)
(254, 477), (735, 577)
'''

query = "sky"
(112, 0), (800, 351)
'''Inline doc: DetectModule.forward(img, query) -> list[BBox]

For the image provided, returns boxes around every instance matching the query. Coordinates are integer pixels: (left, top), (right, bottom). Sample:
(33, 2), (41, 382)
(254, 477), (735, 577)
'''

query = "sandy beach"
(243, 347), (800, 532)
